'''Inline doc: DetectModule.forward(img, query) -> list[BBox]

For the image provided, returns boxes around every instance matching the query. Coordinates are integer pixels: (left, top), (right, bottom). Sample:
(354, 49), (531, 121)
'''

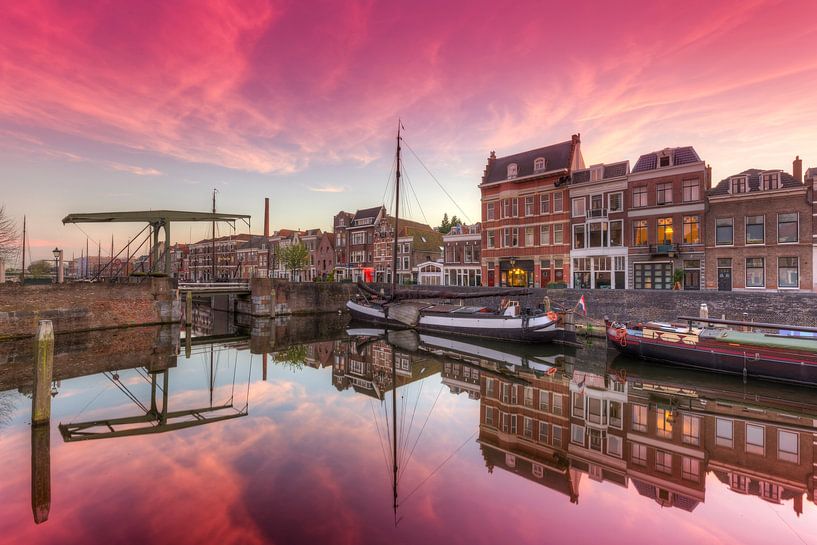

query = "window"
(683, 216), (700, 244)
(587, 398), (604, 425)
(571, 424), (585, 446)
(487, 230), (496, 249)
(631, 443), (647, 465)
(655, 450), (672, 473)
(551, 425), (563, 448)
(656, 182), (673, 204)
(659, 155), (671, 167)
(632, 404), (647, 432)
(553, 192), (564, 212)
(486, 378), (495, 397)
(716, 218), (733, 245)
(525, 196), (534, 216)
(746, 257), (765, 288)
(572, 392), (585, 418)
(716, 418), (734, 448)
(634, 262), (673, 289)
(552, 394), (563, 416)
(609, 401), (622, 428)
(485, 406), (494, 425)
(746, 215), (764, 245)
(351, 232), (365, 245)
(682, 415), (700, 446)
(589, 428), (603, 451)
(525, 227), (534, 247)
(633, 220), (647, 246)
(539, 421), (549, 442)
(656, 410), (673, 438)
(762, 172), (780, 190)
(588, 223), (606, 248)
(746, 424), (765, 455)
(777, 213), (798, 243)
(486, 202), (495, 221)
(610, 220), (623, 246)
(657, 217), (673, 244)
(608, 192), (623, 212)
(507, 163), (518, 179)
(682, 179), (700, 202)
(572, 197), (586, 217)
(573, 224), (586, 249)
(524, 387), (533, 408)
(553, 224), (564, 245)
(778, 257), (799, 288)
(540, 194), (550, 214)
(608, 435), (623, 457)
(731, 176), (747, 194)
(534, 157), (546, 172)
(682, 457), (700, 482)
(632, 186), (647, 208)
(540, 224), (550, 246)
(524, 417), (533, 438)
(778, 430), (799, 463)
(590, 194), (604, 211)
(538, 390), (550, 411)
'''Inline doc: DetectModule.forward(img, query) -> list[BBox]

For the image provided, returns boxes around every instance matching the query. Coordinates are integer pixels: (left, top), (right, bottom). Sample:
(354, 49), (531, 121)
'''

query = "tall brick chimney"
(264, 198), (270, 238)
(793, 155), (802, 183)
(705, 164), (712, 190)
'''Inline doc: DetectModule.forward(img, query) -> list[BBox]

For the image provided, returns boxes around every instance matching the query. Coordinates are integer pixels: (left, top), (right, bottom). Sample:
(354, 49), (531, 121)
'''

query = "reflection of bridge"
(179, 282), (250, 295)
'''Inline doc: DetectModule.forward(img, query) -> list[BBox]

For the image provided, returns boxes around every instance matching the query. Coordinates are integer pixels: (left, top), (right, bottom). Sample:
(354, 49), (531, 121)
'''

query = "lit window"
(656, 410), (673, 438)
(657, 217), (673, 244)
(683, 216), (700, 244)
(633, 220), (647, 247)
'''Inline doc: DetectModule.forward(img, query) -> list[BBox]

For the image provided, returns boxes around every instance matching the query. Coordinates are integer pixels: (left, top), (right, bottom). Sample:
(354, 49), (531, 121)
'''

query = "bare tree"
(0, 205), (19, 263)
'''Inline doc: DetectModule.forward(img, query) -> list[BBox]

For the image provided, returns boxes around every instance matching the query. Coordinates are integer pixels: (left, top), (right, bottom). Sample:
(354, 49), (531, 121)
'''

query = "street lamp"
(52, 247), (60, 283)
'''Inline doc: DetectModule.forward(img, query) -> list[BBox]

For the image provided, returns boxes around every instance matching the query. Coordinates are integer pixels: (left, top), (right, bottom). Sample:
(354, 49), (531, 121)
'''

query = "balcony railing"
(587, 208), (608, 218)
(650, 243), (679, 256)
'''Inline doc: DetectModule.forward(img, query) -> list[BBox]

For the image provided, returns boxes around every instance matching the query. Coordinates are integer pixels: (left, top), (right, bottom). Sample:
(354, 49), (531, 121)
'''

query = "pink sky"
(2, 0), (817, 261)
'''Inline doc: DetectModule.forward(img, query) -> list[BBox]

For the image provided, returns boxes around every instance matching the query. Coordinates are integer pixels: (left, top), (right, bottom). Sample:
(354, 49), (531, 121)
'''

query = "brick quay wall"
(0, 278), (180, 338)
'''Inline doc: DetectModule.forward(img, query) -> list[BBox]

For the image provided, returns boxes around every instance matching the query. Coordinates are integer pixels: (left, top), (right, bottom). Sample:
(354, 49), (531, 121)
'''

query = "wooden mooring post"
(32, 320), (54, 425)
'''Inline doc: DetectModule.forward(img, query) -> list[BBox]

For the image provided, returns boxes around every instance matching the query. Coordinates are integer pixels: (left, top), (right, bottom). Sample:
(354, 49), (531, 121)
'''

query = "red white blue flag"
(576, 295), (587, 316)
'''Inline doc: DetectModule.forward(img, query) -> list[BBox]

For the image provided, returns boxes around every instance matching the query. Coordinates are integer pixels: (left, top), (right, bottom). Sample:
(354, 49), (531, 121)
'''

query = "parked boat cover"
(703, 329), (817, 354)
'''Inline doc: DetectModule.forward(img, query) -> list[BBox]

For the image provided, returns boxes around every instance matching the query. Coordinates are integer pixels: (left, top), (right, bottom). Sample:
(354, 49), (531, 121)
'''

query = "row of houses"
(480, 135), (817, 291)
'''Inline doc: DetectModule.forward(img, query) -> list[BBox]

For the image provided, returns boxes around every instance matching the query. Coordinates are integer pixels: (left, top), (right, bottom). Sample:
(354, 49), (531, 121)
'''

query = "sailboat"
(346, 124), (567, 343)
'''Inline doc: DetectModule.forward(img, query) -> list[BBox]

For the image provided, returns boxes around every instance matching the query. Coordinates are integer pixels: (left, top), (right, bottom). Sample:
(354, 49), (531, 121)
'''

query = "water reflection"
(1, 313), (816, 543)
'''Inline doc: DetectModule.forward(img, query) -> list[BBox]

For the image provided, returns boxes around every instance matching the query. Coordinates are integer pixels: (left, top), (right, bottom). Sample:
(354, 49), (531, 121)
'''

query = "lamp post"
(52, 248), (60, 284)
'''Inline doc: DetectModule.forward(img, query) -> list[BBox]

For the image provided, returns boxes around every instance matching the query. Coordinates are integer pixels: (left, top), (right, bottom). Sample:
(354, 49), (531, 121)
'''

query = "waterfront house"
(314, 232), (336, 280)
(371, 215), (441, 284)
(479, 136), (584, 288)
(346, 205), (386, 282)
(705, 158), (813, 291)
(332, 211), (354, 281)
(442, 223), (482, 286)
(188, 234), (252, 282)
(568, 161), (630, 289)
(626, 147), (708, 290)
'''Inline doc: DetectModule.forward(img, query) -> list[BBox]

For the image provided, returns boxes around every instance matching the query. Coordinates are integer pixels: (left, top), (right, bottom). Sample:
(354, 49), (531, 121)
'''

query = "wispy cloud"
(308, 185), (347, 193)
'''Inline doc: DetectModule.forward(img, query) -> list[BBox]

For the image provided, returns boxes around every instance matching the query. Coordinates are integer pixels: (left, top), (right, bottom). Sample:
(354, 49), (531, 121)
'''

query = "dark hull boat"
(605, 316), (817, 386)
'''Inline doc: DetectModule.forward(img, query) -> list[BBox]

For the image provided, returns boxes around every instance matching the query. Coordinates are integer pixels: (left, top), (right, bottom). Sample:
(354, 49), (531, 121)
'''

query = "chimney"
(793, 155), (802, 183)
(705, 164), (712, 190)
(264, 198), (270, 238)
(569, 133), (584, 172)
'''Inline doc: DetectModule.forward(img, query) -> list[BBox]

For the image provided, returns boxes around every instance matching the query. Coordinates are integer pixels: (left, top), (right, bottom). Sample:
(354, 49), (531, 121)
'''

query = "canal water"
(1, 312), (817, 545)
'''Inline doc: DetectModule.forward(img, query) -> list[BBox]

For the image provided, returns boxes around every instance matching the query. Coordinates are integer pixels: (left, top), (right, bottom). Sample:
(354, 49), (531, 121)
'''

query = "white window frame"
(777, 212), (799, 244)
(608, 192), (623, 212)
(778, 257), (799, 289)
(572, 197), (586, 218)
(553, 192), (564, 213)
(507, 163), (518, 179)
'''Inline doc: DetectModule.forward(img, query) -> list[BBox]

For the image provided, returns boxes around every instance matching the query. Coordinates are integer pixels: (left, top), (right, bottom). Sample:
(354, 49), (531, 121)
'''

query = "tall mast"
(19, 215), (25, 283)
(390, 121), (401, 292)
(392, 348), (398, 523)
(212, 189), (217, 282)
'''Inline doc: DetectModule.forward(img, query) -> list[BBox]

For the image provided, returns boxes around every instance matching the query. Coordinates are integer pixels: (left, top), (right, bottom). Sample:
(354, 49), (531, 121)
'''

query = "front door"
(717, 268), (732, 291)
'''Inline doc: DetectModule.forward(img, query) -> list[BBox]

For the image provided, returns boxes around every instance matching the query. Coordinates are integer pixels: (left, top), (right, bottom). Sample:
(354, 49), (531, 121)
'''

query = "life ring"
(546, 311), (558, 322)
(547, 367), (557, 376)
(615, 327), (628, 347)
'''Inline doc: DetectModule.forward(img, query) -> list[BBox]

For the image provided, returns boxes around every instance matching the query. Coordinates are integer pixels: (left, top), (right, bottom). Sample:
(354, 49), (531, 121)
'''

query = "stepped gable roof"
(484, 140), (574, 183)
(571, 161), (629, 185)
(709, 168), (801, 196)
(632, 146), (701, 173)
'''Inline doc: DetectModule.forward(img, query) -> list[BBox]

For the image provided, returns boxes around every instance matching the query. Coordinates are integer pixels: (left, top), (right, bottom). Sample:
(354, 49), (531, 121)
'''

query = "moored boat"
(605, 315), (817, 386)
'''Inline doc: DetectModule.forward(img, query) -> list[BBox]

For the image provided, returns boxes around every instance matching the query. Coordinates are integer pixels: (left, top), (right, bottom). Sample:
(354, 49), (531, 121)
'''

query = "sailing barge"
(605, 315), (817, 385)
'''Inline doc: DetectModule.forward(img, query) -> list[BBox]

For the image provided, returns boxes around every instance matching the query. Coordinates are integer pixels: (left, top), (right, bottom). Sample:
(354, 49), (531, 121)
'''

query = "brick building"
(705, 160), (813, 291)
(332, 211), (354, 280)
(371, 215), (441, 284)
(442, 223), (482, 287)
(235, 235), (268, 279)
(568, 161), (630, 289)
(345, 205), (385, 282)
(626, 146), (708, 290)
(480, 136), (584, 288)
(188, 234), (252, 281)
(314, 232), (335, 280)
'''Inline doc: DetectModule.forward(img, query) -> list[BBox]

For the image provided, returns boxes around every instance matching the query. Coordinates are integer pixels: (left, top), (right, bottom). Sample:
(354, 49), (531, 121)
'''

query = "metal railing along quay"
(178, 282), (251, 294)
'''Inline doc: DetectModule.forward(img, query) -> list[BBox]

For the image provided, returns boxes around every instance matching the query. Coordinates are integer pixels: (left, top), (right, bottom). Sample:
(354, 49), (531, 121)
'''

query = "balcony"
(587, 208), (608, 218)
(650, 243), (679, 256)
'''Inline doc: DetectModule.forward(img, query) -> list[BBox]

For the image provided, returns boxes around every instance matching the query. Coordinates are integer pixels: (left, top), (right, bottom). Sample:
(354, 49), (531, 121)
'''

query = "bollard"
(184, 324), (192, 359)
(185, 291), (193, 327)
(32, 320), (54, 426)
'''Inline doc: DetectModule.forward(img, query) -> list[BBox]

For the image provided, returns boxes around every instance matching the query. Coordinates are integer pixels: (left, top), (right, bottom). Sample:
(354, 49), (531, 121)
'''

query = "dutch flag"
(576, 295), (587, 316)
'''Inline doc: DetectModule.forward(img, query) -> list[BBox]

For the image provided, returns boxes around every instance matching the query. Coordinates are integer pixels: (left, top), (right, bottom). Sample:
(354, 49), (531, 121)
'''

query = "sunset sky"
(2, 0), (817, 262)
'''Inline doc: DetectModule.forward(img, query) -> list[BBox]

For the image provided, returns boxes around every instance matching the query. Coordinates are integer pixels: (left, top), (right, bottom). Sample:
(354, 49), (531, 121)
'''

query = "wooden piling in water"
(32, 320), (54, 426)
(31, 423), (50, 524)
(186, 291), (193, 327)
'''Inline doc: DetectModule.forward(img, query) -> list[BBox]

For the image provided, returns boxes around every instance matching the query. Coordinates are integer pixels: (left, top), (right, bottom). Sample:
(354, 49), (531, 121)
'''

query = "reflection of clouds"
(0, 391), (16, 430)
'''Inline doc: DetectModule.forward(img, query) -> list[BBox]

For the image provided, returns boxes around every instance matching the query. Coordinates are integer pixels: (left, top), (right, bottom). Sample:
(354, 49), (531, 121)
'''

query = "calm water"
(1, 314), (817, 545)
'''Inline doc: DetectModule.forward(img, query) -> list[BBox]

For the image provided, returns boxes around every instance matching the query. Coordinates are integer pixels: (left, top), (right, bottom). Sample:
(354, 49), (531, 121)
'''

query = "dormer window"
(730, 176), (747, 194)
(659, 155), (671, 168)
(507, 163), (518, 179)
(534, 157), (546, 172)
(762, 172), (780, 190)
(590, 166), (603, 181)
